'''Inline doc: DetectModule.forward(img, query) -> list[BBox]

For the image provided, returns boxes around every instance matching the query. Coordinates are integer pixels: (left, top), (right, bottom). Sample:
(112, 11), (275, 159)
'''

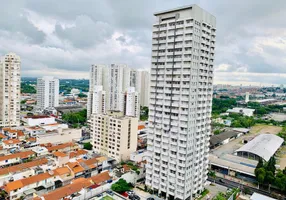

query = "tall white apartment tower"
(87, 64), (109, 117)
(90, 85), (106, 115)
(0, 53), (21, 127)
(145, 5), (216, 200)
(140, 71), (150, 107)
(124, 87), (140, 118)
(130, 69), (141, 93)
(36, 76), (59, 109)
(245, 92), (250, 103)
(109, 64), (127, 111)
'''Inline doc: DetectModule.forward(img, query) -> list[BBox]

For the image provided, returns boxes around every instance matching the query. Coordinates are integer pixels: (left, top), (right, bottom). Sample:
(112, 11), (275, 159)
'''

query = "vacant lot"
(249, 124), (282, 135)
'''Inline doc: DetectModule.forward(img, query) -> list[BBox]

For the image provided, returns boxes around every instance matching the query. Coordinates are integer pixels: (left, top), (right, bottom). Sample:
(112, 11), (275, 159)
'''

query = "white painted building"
(130, 69), (141, 93)
(87, 64), (109, 118)
(140, 71), (150, 107)
(0, 53), (21, 127)
(88, 64), (141, 118)
(226, 107), (255, 117)
(245, 92), (249, 103)
(124, 87), (140, 118)
(22, 115), (56, 126)
(70, 88), (80, 96)
(87, 85), (106, 116)
(37, 76), (59, 109)
(146, 5), (216, 200)
(90, 111), (138, 162)
(109, 64), (127, 111)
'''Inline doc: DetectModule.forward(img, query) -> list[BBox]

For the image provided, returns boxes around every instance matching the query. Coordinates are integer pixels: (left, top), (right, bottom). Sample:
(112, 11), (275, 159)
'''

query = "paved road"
(208, 177), (286, 200)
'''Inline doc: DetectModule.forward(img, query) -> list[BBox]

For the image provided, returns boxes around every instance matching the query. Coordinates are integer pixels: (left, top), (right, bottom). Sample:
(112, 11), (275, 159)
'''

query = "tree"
(257, 158), (264, 169)
(265, 171), (275, 192)
(111, 178), (132, 193)
(78, 93), (87, 98)
(208, 171), (216, 183)
(255, 168), (266, 188)
(83, 142), (92, 150)
(266, 157), (276, 174)
(214, 130), (220, 135)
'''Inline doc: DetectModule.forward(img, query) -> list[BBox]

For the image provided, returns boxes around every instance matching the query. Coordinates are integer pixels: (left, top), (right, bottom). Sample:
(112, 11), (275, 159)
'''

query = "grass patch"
(197, 189), (209, 200)
(102, 196), (114, 200)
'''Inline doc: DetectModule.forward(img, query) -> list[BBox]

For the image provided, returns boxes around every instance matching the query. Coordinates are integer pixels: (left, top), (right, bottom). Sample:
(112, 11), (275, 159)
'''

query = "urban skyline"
(0, 0), (285, 86)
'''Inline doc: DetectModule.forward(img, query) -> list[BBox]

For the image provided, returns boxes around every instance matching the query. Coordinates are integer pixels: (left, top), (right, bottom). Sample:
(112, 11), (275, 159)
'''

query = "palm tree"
(208, 171), (216, 184)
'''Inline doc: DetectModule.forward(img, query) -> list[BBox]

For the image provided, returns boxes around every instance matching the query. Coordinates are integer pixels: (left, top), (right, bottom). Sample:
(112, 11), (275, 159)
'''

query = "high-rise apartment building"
(90, 111), (138, 162)
(36, 76), (59, 109)
(130, 69), (141, 93)
(0, 53), (21, 127)
(88, 64), (142, 118)
(123, 87), (140, 118)
(109, 64), (135, 111)
(87, 65), (109, 117)
(87, 85), (106, 115)
(145, 5), (216, 200)
(140, 71), (150, 107)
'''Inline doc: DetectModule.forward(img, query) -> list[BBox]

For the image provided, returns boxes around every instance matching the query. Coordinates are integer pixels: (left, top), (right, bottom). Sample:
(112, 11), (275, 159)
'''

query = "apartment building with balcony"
(87, 85), (106, 116)
(36, 76), (59, 109)
(0, 53), (21, 127)
(140, 71), (150, 107)
(90, 111), (138, 162)
(124, 87), (140, 118)
(146, 5), (216, 200)
(87, 64), (143, 119)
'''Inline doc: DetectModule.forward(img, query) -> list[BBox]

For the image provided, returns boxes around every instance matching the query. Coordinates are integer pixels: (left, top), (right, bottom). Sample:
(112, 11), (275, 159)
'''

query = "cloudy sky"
(1, 0), (286, 86)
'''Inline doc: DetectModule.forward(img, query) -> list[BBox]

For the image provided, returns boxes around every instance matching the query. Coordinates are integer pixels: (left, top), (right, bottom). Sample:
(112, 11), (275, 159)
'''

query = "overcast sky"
(1, 0), (286, 86)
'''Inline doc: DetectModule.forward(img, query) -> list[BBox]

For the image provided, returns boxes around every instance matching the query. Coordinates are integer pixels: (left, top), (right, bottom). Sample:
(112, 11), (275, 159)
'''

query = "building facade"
(87, 65), (109, 117)
(87, 85), (106, 115)
(37, 76), (59, 109)
(0, 53), (21, 127)
(140, 71), (150, 107)
(90, 111), (138, 162)
(124, 87), (140, 118)
(145, 5), (216, 200)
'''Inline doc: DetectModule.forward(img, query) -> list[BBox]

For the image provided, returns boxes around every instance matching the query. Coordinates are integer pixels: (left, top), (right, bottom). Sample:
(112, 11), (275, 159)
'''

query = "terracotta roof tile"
(0, 150), (35, 162)
(53, 167), (71, 176)
(38, 172), (111, 200)
(53, 151), (68, 157)
(88, 171), (111, 184)
(47, 142), (75, 152)
(3, 139), (21, 145)
(39, 178), (92, 200)
(0, 158), (48, 176)
(0, 133), (7, 139)
(67, 162), (85, 174)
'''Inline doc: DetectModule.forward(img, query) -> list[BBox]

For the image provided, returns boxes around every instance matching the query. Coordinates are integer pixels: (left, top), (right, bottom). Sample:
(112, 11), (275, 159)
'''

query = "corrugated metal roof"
(236, 134), (283, 161)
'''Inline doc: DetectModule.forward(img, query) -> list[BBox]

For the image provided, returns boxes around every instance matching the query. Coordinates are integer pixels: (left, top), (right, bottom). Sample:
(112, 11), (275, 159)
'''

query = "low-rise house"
(52, 152), (69, 167)
(0, 158), (48, 186)
(31, 146), (49, 157)
(2, 129), (25, 140)
(33, 171), (112, 200)
(69, 149), (88, 159)
(46, 142), (79, 153)
(130, 150), (148, 163)
(66, 162), (85, 179)
(0, 151), (35, 166)
(24, 126), (46, 137)
(4, 167), (71, 200)
(3, 139), (22, 151)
